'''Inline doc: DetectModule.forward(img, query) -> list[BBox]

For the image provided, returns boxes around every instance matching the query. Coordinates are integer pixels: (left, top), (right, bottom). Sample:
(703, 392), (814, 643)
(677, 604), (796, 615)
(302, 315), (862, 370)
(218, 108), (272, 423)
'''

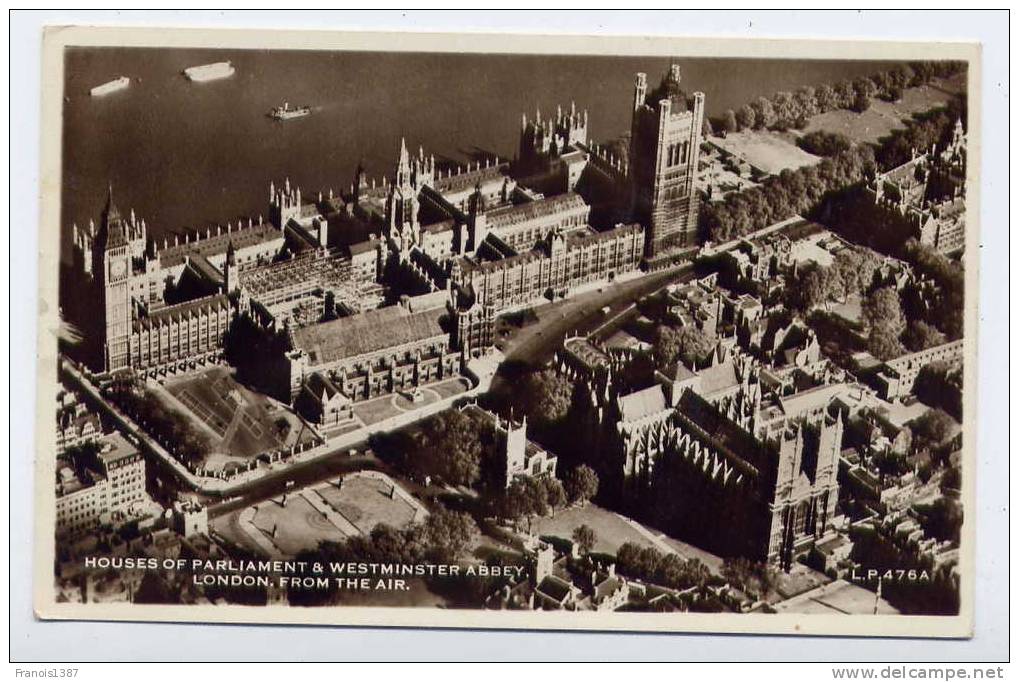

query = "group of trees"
(910, 408), (958, 451)
(797, 130), (853, 157)
(875, 96), (967, 171)
(720, 556), (777, 601)
(571, 524), (597, 556)
(861, 286), (908, 361)
(901, 238), (965, 341)
(494, 476), (566, 529)
(111, 383), (211, 465)
(704, 76), (967, 247)
(411, 409), (490, 488)
(492, 465), (599, 529)
(651, 323), (715, 370)
(525, 369), (576, 425)
(614, 542), (712, 592)
(918, 498), (964, 545)
(563, 464), (600, 506)
(785, 246), (885, 313)
(700, 144), (876, 243)
(287, 506), (480, 606)
(716, 61), (965, 136)
(913, 361), (964, 421)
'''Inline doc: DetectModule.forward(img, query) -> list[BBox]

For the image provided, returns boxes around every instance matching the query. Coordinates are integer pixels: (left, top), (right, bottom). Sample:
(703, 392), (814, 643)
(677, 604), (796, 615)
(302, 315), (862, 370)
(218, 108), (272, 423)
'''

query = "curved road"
(205, 265), (693, 517)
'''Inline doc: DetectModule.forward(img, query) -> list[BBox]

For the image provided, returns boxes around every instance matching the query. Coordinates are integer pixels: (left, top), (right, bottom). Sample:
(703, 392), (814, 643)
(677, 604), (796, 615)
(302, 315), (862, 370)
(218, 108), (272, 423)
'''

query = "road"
(498, 264), (695, 369)
(200, 265), (695, 516)
(203, 452), (379, 518)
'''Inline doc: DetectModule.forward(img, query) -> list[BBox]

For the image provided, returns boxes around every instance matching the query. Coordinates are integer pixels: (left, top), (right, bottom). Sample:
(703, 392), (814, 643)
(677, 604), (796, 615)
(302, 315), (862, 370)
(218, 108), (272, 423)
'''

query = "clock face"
(110, 259), (127, 279)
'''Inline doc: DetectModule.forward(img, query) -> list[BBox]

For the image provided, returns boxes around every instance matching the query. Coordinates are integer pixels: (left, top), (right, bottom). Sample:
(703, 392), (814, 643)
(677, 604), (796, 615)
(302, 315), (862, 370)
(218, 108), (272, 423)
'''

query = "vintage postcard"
(35, 26), (980, 637)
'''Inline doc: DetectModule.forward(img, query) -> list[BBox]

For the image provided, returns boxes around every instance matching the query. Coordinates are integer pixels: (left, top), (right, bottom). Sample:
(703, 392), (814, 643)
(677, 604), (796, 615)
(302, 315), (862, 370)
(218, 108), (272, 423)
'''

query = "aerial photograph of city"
(47, 43), (970, 624)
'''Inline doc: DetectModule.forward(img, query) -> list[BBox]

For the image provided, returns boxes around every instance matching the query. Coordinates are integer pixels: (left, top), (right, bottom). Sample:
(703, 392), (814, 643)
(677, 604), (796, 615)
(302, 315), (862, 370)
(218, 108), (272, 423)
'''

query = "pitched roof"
(133, 294), (230, 331)
(777, 384), (847, 420)
(291, 305), (447, 366)
(487, 192), (588, 230)
(618, 385), (668, 423)
(696, 361), (739, 397)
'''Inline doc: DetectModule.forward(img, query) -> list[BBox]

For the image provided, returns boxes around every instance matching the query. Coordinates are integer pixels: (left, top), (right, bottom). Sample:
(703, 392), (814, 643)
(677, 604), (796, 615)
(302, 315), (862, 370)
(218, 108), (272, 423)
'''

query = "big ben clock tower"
(93, 186), (132, 373)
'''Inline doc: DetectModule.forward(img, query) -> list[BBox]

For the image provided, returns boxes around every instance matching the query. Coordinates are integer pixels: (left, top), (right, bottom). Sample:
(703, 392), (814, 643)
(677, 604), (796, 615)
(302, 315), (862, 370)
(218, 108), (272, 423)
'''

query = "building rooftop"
(564, 337), (611, 370)
(775, 384), (847, 421)
(696, 360), (740, 398)
(618, 385), (669, 423)
(97, 432), (140, 467)
(133, 294), (230, 331)
(433, 163), (510, 195)
(487, 192), (588, 230)
(157, 222), (281, 269)
(291, 305), (447, 366)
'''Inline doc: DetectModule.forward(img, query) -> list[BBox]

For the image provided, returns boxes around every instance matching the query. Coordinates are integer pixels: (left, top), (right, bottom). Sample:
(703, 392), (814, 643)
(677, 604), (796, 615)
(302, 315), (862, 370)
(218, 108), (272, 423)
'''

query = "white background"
(8, 9), (1010, 662)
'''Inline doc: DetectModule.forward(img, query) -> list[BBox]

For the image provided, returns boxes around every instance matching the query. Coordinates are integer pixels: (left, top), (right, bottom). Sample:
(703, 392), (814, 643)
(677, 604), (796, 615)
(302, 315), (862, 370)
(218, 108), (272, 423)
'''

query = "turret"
(633, 72), (647, 111)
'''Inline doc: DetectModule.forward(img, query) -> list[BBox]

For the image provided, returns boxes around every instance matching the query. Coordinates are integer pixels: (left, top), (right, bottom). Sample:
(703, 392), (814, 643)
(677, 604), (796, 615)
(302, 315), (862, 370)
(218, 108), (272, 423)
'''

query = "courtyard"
(161, 366), (317, 472)
(351, 376), (472, 426)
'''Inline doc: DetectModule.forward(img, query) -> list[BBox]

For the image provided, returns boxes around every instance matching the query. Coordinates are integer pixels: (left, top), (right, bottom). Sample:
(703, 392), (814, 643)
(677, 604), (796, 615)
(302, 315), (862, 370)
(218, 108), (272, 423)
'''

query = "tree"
(422, 506), (479, 561)
(722, 109), (739, 133)
(702, 117), (714, 138)
(751, 96), (776, 129)
(542, 477), (567, 516)
(903, 319), (947, 352)
(499, 476), (550, 531)
(851, 92), (872, 113)
(652, 324), (714, 369)
(862, 286), (906, 360)
(721, 557), (775, 600)
(940, 465), (961, 494)
(815, 83), (837, 112)
(834, 80), (856, 109)
(736, 103), (757, 131)
(868, 328), (906, 362)
(563, 465), (599, 506)
(911, 408), (956, 447)
(527, 370), (574, 424)
(420, 410), (484, 487)
(321, 290), (338, 321)
(795, 85), (818, 117)
(798, 131), (852, 157)
(771, 91), (797, 128)
(796, 267), (828, 311)
(571, 524), (597, 556)
(920, 498), (963, 544)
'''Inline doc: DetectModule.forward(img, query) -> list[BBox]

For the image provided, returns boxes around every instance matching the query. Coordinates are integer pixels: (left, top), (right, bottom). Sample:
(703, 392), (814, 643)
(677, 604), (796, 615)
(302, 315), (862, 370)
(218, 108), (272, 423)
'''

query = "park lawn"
(528, 504), (660, 556)
(316, 475), (421, 535)
(829, 295), (864, 327)
(802, 77), (962, 146)
(250, 495), (350, 556)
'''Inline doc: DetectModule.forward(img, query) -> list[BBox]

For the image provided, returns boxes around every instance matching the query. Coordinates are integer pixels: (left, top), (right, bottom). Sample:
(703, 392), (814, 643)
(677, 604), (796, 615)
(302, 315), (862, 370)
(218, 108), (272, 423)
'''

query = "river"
(61, 47), (897, 252)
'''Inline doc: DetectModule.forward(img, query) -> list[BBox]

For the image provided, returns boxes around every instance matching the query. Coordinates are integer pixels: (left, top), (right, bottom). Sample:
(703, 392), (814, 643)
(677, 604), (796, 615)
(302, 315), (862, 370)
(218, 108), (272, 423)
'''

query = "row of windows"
(665, 141), (691, 167)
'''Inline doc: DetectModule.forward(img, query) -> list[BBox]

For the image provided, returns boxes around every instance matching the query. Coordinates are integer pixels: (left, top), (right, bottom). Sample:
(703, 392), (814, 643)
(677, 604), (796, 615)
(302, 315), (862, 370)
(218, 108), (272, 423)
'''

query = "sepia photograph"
(31, 24), (983, 641)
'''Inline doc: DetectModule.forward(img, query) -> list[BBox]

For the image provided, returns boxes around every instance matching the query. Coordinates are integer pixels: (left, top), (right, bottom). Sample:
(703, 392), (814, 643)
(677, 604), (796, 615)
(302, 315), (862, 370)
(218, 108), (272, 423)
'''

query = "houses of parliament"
(69, 64), (707, 406)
